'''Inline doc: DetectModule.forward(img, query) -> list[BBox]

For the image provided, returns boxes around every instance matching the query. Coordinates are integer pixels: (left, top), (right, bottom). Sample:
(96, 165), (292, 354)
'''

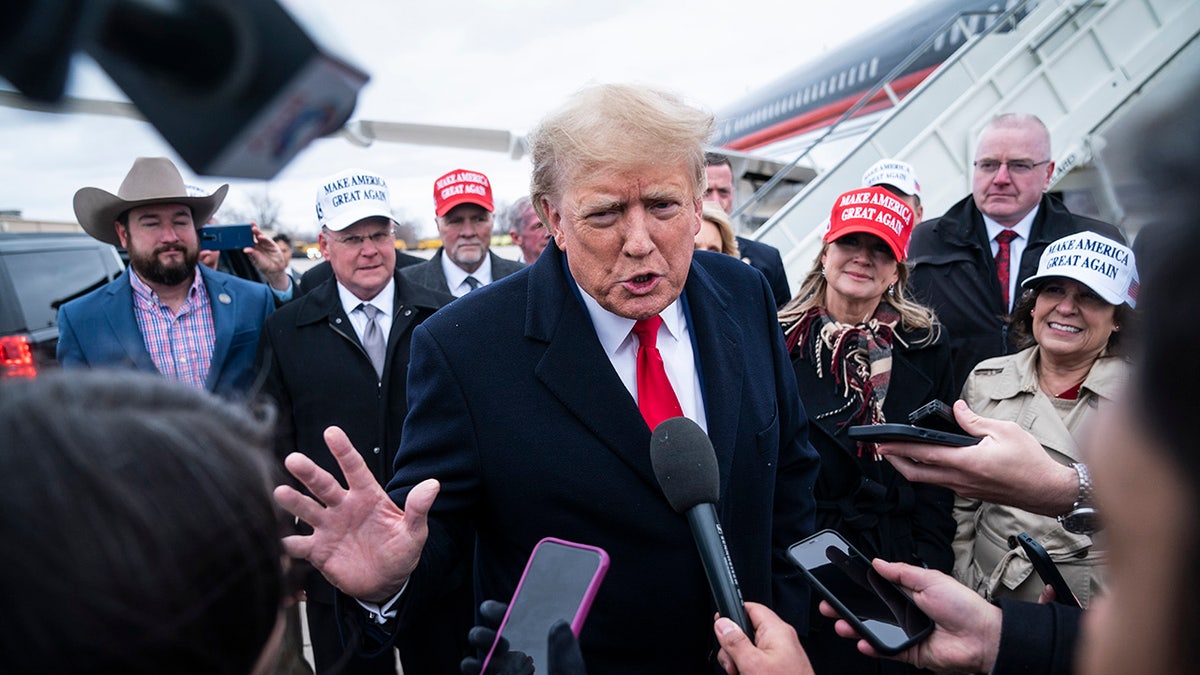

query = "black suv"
(0, 232), (124, 378)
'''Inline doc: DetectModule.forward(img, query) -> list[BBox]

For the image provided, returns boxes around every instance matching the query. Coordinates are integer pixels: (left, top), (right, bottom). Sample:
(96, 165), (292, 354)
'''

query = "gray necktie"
(464, 275), (481, 291)
(358, 303), (385, 379)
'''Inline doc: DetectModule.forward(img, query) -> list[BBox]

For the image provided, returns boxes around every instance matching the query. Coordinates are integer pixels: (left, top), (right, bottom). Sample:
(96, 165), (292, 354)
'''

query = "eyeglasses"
(333, 229), (394, 247)
(973, 159), (1050, 175)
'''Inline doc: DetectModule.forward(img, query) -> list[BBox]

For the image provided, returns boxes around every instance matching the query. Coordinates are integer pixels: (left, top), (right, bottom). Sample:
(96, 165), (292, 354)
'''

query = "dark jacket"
(387, 244), (820, 674)
(907, 193), (1125, 391)
(400, 248), (525, 295)
(792, 318), (956, 675)
(992, 598), (1081, 675)
(255, 271), (463, 673)
(737, 236), (792, 308)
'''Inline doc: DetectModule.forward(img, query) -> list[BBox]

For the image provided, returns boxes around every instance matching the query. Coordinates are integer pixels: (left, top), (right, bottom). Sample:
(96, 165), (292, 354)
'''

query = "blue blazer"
(57, 266), (274, 397)
(387, 242), (819, 674)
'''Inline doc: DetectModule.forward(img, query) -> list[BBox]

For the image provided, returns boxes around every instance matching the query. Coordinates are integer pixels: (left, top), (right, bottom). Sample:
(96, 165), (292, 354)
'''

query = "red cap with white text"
(823, 186), (916, 261)
(433, 169), (494, 217)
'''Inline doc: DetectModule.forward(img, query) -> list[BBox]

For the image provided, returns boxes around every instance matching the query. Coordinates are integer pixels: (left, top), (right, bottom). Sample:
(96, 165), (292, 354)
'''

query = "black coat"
(907, 194), (1125, 391)
(792, 319), (956, 675)
(400, 248), (525, 295)
(255, 271), (467, 674)
(737, 236), (792, 308)
(387, 245), (820, 674)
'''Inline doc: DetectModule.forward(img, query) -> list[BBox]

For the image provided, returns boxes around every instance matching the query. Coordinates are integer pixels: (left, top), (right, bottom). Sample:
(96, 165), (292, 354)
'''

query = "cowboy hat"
(73, 157), (229, 247)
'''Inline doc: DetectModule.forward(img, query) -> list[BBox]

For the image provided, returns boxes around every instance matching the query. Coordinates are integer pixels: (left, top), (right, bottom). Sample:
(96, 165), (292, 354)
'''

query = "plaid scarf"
(784, 303), (904, 458)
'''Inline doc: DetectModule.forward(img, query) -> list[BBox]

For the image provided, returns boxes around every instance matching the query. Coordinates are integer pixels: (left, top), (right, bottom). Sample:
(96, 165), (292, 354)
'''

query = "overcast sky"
(0, 0), (917, 238)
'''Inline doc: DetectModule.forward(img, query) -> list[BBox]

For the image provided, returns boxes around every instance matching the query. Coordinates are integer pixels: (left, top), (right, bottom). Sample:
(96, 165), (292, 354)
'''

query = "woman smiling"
(954, 231), (1137, 607)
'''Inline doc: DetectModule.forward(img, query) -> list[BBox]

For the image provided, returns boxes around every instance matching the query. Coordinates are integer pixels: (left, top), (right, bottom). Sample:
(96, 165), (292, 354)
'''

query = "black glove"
(459, 601), (589, 675)
(461, 600), (532, 675)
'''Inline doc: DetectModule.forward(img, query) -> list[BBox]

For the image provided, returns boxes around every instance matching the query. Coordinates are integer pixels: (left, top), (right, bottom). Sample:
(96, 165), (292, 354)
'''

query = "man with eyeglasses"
(402, 168), (525, 297)
(907, 113), (1125, 390)
(254, 168), (465, 674)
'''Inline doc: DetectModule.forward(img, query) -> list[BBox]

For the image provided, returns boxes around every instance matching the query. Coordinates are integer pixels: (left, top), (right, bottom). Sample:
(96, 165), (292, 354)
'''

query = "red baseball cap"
(433, 169), (494, 217)
(823, 186), (916, 261)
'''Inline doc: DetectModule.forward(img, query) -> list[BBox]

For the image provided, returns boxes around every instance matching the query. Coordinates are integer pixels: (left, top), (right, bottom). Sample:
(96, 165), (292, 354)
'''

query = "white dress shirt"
(337, 277), (395, 344)
(577, 289), (709, 433)
(441, 252), (493, 297)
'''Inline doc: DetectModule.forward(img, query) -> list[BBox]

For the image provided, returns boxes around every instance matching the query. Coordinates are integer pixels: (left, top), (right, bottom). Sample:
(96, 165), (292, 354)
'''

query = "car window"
(1, 248), (115, 332)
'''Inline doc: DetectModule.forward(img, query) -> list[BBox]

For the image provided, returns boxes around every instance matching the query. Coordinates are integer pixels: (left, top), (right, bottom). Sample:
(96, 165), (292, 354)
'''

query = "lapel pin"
(218, 293), (232, 305)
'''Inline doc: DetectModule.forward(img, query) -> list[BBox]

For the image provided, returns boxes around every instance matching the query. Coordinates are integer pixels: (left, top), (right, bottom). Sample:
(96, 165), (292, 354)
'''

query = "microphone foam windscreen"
(649, 417), (720, 513)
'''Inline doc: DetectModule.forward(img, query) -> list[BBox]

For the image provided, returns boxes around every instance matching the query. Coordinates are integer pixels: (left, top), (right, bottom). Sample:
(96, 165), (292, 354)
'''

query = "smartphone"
(787, 529), (933, 655)
(199, 223), (254, 250)
(848, 423), (980, 447)
(908, 399), (969, 436)
(1016, 532), (1081, 608)
(481, 537), (609, 673)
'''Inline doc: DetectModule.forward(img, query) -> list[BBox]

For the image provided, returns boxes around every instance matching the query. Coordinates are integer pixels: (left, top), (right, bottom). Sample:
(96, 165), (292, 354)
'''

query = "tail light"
(0, 335), (37, 379)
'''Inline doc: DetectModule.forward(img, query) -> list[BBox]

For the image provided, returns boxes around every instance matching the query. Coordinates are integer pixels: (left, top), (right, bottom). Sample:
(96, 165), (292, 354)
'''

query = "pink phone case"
(480, 537), (609, 672)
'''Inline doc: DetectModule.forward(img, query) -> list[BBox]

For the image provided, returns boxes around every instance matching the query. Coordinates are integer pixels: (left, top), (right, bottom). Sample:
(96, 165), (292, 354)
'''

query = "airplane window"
(819, 81), (826, 97)
(869, 57), (879, 78)
(848, 68), (856, 86)
(859, 63), (868, 81)
(838, 71), (846, 90)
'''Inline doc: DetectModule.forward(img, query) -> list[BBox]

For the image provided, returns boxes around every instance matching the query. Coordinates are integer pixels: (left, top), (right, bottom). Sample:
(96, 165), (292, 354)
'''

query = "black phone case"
(1016, 532), (1081, 608)
(908, 399), (969, 435)
(848, 423), (980, 446)
(787, 530), (933, 656)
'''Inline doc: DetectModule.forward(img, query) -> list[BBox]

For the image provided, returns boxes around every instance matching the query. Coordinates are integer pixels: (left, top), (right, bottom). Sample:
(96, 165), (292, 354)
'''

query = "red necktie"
(994, 229), (1018, 310)
(632, 316), (683, 431)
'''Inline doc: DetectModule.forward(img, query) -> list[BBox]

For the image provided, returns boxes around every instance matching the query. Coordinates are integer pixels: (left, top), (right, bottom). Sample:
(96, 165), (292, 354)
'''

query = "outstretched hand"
(274, 426), (437, 603)
(877, 399), (1077, 516)
(822, 560), (1001, 674)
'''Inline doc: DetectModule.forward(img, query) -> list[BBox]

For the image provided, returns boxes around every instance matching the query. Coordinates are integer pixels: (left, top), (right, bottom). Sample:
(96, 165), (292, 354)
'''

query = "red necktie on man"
(994, 229), (1019, 311)
(632, 315), (683, 430)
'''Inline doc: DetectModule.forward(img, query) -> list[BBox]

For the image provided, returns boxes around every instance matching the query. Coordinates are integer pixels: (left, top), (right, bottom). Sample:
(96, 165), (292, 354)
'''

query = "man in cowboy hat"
(56, 156), (278, 397)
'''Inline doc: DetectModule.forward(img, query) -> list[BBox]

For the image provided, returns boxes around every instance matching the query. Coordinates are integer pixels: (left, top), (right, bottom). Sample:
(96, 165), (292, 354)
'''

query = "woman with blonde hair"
(778, 186), (955, 675)
(696, 203), (740, 257)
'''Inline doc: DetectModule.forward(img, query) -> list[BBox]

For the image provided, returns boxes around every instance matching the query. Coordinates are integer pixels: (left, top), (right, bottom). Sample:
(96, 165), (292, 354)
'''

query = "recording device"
(1016, 532), (1081, 608)
(199, 223), (254, 251)
(649, 416), (754, 641)
(481, 537), (609, 674)
(788, 529), (934, 655)
(2, 0), (368, 179)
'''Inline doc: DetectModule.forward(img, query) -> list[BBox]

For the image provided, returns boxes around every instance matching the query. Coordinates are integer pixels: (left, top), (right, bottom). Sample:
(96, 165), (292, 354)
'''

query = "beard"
(128, 242), (199, 287)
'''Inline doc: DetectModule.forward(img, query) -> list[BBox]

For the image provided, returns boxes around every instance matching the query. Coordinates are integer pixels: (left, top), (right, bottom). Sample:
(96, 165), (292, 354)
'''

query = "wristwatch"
(1058, 462), (1100, 535)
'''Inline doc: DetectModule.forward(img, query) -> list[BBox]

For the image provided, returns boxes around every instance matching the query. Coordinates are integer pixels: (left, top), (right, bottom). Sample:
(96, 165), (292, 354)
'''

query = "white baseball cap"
(862, 159), (921, 198)
(1022, 232), (1139, 308)
(314, 168), (394, 231)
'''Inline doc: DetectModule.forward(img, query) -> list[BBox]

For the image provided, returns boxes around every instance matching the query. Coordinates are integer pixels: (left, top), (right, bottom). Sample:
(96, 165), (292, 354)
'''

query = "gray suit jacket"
(399, 248), (524, 295)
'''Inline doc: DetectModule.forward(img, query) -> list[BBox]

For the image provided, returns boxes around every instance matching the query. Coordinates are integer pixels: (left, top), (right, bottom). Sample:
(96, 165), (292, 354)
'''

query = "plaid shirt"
(130, 270), (215, 389)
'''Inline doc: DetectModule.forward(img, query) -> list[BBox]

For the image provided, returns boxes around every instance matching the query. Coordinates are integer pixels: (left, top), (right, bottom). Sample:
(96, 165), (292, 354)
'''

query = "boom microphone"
(650, 416), (754, 642)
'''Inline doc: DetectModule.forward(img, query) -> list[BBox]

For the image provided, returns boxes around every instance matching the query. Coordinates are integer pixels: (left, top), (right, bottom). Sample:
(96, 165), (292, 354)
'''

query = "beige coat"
(953, 346), (1129, 606)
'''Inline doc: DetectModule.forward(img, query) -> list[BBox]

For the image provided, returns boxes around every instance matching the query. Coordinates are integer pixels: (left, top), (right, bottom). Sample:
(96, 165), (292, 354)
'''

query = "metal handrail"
(730, 0), (1037, 223)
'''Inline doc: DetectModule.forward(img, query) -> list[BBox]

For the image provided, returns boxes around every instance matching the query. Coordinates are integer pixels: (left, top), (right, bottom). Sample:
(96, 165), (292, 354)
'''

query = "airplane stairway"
(748, 0), (1200, 293)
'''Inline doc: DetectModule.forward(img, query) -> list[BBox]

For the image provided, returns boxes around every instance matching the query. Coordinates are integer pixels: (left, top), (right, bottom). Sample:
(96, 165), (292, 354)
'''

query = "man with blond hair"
(276, 84), (820, 673)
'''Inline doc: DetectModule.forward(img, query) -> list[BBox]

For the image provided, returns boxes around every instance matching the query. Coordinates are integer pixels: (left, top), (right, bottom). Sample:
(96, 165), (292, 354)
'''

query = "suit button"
(1074, 549), (1089, 559)
(1007, 535), (1019, 549)
(373, 447), (381, 455)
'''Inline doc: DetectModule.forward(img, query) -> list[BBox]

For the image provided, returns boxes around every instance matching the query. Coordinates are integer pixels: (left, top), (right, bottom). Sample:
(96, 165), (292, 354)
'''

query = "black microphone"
(650, 416), (753, 642)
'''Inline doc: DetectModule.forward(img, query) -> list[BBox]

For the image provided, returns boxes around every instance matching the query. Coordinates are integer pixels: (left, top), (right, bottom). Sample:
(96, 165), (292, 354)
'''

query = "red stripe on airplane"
(723, 65), (939, 152)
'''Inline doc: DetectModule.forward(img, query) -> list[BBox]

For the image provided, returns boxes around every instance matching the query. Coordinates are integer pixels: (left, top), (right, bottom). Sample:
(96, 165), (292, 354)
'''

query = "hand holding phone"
(479, 538), (608, 674)
(1016, 532), (1080, 608)
(788, 529), (933, 655)
(199, 223), (255, 250)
